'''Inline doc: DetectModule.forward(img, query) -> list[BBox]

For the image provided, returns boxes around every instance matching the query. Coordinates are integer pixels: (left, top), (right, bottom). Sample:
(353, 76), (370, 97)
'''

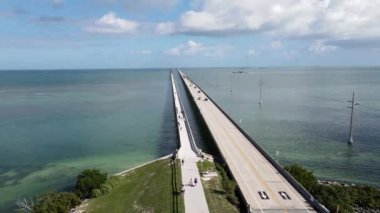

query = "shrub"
(75, 169), (107, 199)
(90, 189), (102, 198)
(351, 185), (380, 209)
(227, 194), (239, 206)
(100, 184), (112, 194)
(215, 162), (239, 206)
(89, 175), (122, 198)
(284, 164), (317, 191)
(223, 179), (236, 194)
(312, 185), (353, 212)
(31, 192), (80, 213)
(284, 164), (380, 212)
(106, 176), (122, 187)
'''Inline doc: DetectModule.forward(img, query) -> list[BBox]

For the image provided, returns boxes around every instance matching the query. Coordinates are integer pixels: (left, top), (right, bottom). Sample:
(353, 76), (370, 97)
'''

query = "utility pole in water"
(230, 75), (233, 95)
(347, 92), (359, 144)
(259, 79), (263, 105)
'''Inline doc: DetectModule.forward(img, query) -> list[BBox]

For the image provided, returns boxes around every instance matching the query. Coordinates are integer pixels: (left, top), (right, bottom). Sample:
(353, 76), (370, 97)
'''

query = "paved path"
(171, 73), (210, 213)
(179, 70), (316, 213)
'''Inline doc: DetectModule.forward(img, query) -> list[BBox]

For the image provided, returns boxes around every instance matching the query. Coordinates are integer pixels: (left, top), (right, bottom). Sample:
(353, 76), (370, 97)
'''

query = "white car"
(278, 191), (291, 200)
(258, 191), (269, 200)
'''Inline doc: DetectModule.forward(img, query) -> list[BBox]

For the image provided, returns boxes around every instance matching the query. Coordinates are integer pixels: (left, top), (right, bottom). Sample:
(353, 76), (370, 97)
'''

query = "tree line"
(284, 164), (380, 212)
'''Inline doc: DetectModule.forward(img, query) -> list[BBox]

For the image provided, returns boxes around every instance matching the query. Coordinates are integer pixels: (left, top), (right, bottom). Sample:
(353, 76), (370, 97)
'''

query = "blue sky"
(1, 0), (380, 69)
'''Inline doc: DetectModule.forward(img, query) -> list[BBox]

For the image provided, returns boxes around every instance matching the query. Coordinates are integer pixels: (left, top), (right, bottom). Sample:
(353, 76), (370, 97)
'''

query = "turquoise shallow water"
(0, 68), (379, 211)
(0, 69), (177, 211)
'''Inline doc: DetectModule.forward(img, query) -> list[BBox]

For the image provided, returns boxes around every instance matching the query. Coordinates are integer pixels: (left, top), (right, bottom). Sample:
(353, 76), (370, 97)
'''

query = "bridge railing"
(178, 70), (329, 213)
(172, 72), (203, 157)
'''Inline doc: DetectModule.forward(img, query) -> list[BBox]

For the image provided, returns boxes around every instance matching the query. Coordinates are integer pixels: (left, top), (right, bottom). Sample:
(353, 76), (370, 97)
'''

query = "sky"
(0, 0), (380, 69)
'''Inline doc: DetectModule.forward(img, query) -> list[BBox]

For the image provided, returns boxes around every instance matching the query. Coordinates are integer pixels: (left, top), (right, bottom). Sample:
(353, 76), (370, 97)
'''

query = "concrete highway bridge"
(177, 70), (328, 213)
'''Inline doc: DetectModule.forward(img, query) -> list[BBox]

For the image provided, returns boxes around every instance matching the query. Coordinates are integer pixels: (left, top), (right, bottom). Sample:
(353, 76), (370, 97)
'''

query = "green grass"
(85, 158), (184, 213)
(197, 160), (239, 213)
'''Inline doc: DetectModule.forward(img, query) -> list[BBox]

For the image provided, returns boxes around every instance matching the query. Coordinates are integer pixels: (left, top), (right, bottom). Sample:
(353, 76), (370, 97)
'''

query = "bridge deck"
(171, 73), (210, 213)
(179, 71), (316, 213)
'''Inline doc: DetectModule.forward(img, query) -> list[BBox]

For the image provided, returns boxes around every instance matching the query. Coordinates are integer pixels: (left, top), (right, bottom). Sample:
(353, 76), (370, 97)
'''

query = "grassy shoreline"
(77, 157), (184, 213)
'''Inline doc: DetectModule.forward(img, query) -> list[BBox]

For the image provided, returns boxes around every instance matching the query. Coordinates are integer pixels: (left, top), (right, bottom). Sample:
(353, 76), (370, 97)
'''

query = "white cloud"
(165, 40), (204, 56)
(309, 40), (337, 55)
(85, 12), (138, 34)
(247, 49), (256, 55)
(270, 41), (282, 49)
(155, 0), (380, 42)
(165, 47), (181, 56)
(139, 50), (152, 55)
(129, 50), (152, 55)
(155, 22), (176, 35)
(165, 40), (232, 57)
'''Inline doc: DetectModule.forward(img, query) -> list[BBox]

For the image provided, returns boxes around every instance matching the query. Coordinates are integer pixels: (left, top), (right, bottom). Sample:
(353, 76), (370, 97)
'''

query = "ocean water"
(0, 69), (178, 211)
(183, 67), (380, 187)
(0, 68), (379, 211)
